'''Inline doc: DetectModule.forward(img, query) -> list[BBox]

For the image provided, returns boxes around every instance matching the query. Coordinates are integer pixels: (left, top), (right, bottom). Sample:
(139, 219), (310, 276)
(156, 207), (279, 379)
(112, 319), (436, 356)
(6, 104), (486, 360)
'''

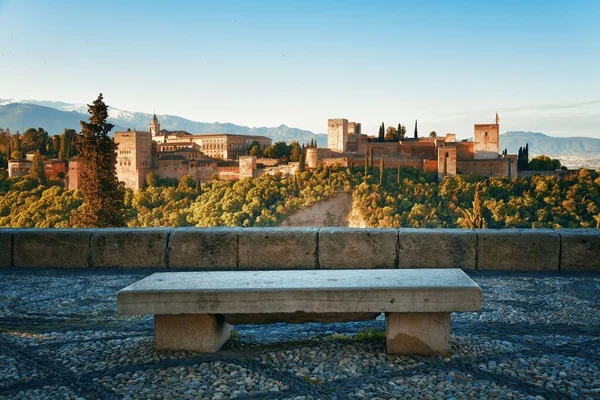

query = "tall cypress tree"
(379, 156), (384, 185)
(414, 119), (418, 139)
(397, 165), (401, 185)
(71, 93), (126, 227)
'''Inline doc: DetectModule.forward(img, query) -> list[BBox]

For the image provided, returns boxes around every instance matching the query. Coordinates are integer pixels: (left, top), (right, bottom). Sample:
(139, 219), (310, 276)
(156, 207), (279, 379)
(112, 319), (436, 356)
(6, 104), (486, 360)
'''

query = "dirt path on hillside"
(279, 192), (356, 227)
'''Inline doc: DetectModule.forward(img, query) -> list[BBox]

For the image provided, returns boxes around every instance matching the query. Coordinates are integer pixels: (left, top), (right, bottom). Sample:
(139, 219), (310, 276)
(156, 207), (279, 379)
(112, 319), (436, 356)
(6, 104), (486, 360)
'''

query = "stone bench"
(117, 269), (481, 355)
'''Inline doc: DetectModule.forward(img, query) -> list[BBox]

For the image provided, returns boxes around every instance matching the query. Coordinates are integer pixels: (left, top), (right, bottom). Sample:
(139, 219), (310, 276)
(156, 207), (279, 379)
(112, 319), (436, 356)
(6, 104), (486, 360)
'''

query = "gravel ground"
(0, 269), (598, 400)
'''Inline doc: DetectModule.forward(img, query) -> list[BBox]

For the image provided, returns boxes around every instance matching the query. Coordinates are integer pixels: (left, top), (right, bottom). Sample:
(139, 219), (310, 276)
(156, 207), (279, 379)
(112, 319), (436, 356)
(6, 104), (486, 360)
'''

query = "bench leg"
(154, 314), (231, 352)
(386, 312), (450, 356)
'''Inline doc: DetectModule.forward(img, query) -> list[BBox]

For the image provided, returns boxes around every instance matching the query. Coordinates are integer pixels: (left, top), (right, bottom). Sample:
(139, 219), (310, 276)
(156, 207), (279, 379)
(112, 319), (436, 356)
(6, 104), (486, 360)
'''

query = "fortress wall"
(1, 228), (599, 271)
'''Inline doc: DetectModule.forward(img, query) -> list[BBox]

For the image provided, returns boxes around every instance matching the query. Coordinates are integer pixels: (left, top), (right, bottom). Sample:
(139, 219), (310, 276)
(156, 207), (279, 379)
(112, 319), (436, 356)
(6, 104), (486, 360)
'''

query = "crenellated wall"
(1, 228), (599, 271)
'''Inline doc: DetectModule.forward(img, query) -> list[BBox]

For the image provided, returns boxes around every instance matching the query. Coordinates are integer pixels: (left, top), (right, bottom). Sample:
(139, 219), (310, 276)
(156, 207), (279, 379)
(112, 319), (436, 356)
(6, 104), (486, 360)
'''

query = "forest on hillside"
(0, 166), (598, 229)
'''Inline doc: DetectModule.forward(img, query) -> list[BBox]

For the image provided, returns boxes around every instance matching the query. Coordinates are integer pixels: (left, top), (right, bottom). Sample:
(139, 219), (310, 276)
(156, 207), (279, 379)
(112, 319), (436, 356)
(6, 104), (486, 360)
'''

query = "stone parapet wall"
(0, 228), (599, 271)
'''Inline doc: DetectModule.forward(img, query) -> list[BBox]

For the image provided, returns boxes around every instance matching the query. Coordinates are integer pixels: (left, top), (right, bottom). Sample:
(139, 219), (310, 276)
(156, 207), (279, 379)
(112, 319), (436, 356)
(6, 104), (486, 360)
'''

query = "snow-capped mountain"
(0, 98), (329, 146)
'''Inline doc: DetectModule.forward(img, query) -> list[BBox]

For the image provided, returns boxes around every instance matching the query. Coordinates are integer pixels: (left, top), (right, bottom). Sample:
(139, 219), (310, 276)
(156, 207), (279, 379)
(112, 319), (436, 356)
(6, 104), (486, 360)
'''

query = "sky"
(0, 0), (599, 139)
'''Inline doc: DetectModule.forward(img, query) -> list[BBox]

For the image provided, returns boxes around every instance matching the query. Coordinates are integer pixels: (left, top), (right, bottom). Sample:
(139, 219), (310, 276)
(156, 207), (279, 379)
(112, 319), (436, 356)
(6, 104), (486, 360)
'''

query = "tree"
(414, 120), (418, 139)
(247, 140), (262, 157)
(398, 124), (406, 140)
(29, 150), (47, 185)
(71, 93), (126, 227)
(397, 165), (401, 185)
(289, 141), (302, 162)
(298, 151), (306, 172)
(369, 145), (373, 168)
(146, 172), (160, 187)
(379, 157), (384, 185)
(385, 126), (398, 141)
(59, 129), (79, 160)
(429, 131), (437, 138)
(378, 122), (385, 142)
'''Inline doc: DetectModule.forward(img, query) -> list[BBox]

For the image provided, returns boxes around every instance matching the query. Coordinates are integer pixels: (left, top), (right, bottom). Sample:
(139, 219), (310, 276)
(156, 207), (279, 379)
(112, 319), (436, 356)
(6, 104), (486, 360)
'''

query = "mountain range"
(1, 99), (599, 155)
(0, 99), (329, 147)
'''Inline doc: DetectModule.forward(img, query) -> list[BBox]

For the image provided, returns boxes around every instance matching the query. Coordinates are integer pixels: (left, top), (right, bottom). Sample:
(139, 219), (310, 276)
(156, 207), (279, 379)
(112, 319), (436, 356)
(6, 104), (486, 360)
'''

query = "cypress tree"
(472, 184), (487, 229)
(298, 151), (306, 172)
(414, 119), (418, 139)
(71, 93), (126, 227)
(379, 156), (384, 185)
(369, 145), (373, 168)
(397, 165), (401, 185)
(29, 150), (47, 185)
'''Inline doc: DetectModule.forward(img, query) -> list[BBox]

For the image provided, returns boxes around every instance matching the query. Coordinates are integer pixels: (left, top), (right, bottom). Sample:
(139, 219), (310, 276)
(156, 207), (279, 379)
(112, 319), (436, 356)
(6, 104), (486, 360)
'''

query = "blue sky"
(0, 0), (599, 138)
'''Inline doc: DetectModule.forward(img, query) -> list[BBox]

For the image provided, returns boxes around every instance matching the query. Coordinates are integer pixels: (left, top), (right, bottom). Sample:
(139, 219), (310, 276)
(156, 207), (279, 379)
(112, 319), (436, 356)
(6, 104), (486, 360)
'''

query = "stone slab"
(13, 229), (92, 268)
(560, 230), (600, 271)
(91, 228), (168, 268)
(477, 229), (560, 271)
(118, 269), (482, 315)
(319, 228), (397, 269)
(0, 229), (13, 268)
(238, 227), (317, 269)
(168, 227), (239, 269)
(386, 312), (450, 355)
(398, 229), (476, 269)
(154, 314), (231, 352)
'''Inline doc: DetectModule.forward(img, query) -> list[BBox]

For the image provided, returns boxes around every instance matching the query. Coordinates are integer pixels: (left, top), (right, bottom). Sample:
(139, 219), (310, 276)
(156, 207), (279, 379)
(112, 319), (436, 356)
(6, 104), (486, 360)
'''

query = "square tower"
(473, 124), (499, 160)
(115, 130), (153, 190)
(328, 118), (348, 153)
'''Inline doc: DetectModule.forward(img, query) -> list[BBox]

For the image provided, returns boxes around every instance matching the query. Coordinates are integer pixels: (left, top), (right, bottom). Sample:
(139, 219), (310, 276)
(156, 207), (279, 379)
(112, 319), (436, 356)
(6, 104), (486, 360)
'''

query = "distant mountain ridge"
(500, 131), (600, 155)
(0, 99), (328, 147)
(1, 99), (599, 154)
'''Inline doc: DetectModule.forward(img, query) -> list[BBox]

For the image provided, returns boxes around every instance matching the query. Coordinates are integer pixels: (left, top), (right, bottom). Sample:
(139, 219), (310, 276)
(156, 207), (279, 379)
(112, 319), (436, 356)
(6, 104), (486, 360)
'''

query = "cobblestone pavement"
(0, 269), (599, 400)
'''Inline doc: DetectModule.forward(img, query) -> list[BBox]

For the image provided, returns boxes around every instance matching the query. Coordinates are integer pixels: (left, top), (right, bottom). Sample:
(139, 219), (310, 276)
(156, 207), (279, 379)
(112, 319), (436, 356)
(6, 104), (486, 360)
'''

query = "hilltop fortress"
(53, 113), (516, 191)
(309, 116), (517, 180)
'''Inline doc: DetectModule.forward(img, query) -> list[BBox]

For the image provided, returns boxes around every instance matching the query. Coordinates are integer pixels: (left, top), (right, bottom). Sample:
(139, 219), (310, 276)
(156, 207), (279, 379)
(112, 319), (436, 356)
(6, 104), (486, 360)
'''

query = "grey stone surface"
(1, 268), (600, 399)
(560, 230), (600, 271)
(168, 227), (239, 269)
(0, 229), (13, 268)
(117, 269), (482, 315)
(398, 228), (476, 269)
(91, 228), (169, 268)
(13, 229), (92, 268)
(477, 229), (560, 271)
(319, 228), (397, 269)
(238, 227), (317, 269)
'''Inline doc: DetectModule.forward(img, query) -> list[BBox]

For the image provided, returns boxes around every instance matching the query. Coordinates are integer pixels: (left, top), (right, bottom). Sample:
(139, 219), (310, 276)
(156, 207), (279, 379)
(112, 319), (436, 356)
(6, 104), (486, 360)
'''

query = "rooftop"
(0, 269), (598, 399)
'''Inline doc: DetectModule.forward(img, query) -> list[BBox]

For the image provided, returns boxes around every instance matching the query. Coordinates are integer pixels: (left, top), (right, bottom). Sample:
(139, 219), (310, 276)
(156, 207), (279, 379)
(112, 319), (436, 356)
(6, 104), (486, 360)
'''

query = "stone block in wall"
(13, 229), (92, 268)
(0, 229), (14, 267)
(560, 229), (600, 271)
(319, 228), (397, 269)
(169, 228), (239, 269)
(398, 229), (476, 269)
(238, 228), (317, 269)
(477, 229), (559, 271)
(91, 228), (168, 268)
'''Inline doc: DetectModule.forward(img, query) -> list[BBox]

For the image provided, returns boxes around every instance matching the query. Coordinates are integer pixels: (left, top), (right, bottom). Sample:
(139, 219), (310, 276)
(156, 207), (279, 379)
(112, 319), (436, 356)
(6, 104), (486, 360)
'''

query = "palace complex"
(8, 113), (518, 190)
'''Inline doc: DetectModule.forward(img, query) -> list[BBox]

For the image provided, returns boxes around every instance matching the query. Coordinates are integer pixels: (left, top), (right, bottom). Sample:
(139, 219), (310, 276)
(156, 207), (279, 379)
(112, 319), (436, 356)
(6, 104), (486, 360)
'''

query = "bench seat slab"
(155, 314), (231, 352)
(386, 312), (450, 356)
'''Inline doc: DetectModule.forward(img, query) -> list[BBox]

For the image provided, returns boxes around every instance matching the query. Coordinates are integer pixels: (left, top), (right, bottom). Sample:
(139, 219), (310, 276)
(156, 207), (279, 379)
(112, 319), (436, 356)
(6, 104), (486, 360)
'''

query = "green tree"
(71, 93), (126, 227)
(429, 131), (437, 138)
(59, 129), (79, 160)
(29, 150), (47, 185)
(378, 122), (385, 142)
(247, 140), (262, 157)
(289, 141), (302, 162)
(385, 126), (398, 141)
(379, 157), (384, 185)
(298, 151), (306, 172)
(414, 119), (418, 139)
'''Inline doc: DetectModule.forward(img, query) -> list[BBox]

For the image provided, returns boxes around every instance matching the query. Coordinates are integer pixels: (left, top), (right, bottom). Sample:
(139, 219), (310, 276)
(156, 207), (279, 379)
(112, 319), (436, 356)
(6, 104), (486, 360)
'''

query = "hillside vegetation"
(0, 167), (598, 229)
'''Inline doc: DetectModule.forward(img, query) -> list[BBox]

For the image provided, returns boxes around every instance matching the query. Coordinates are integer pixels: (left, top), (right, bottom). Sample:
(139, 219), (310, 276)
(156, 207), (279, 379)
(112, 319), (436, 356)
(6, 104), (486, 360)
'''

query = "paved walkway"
(0, 269), (599, 399)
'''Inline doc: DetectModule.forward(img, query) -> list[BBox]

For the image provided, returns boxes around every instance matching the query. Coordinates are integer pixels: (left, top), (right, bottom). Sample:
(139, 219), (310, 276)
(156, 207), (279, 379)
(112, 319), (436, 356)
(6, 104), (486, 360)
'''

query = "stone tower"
(115, 130), (153, 190)
(473, 115), (499, 160)
(149, 114), (160, 135)
(328, 118), (348, 153)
